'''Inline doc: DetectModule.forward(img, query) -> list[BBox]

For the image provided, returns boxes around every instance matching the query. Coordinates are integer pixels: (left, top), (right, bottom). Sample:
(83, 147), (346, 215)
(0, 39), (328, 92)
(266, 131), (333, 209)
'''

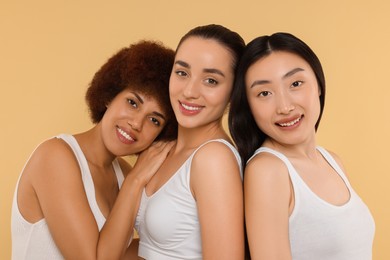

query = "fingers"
(130, 141), (176, 183)
(137, 140), (176, 163)
(151, 141), (164, 148)
(166, 140), (176, 150)
(149, 140), (176, 154)
(160, 140), (176, 154)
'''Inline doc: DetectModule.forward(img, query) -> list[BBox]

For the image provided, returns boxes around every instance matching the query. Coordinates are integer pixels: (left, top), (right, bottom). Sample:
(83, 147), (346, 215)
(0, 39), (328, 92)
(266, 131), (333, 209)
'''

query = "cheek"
(249, 102), (263, 121)
(252, 109), (267, 127)
(306, 91), (321, 114)
(101, 107), (116, 124)
(169, 83), (178, 106)
(210, 92), (229, 108)
(169, 77), (182, 96)
(211, 85), (233, 105)
(312, 98), (322, 120)
(248, 99), (271, 127)
(138, 128), (160, 149)
(108, 101), (127, 115)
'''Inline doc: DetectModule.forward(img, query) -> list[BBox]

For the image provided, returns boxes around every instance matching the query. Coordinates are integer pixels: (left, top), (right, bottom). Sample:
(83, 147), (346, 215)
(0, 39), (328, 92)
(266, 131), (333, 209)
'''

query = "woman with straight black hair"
(229, 32), (375, 259)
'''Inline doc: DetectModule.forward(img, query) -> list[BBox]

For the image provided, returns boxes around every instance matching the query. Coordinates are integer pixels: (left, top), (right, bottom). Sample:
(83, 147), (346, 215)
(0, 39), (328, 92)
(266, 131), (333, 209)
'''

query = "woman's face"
(169, 36), (235, 129)
(245, 51), (321, 146)
(101, 89), (167, 156)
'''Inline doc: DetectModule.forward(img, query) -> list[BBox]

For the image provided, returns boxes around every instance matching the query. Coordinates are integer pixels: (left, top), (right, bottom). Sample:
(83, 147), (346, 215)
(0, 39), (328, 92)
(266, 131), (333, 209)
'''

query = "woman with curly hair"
(11, 40), (177, 259)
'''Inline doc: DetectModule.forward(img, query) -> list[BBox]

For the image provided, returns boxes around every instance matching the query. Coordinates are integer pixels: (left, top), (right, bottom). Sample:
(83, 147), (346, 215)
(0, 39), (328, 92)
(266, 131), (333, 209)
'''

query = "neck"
(265, 135), (318, 161)
(175, 120), (229, 151)
(75, 126), (115, 169)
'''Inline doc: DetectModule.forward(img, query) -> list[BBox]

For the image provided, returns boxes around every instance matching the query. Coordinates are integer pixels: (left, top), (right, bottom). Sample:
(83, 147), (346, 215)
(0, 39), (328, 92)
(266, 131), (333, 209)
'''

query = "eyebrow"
(250, 67), (305, 88)
(133, 92), (144, 104)
(283, 67), (304, 79)
(204, 68), (225, 77)
(152, 111), (166, 121)
(131, 91), (166, 121)
(174, 60), (225, 77)
(175, 60), (190, 69)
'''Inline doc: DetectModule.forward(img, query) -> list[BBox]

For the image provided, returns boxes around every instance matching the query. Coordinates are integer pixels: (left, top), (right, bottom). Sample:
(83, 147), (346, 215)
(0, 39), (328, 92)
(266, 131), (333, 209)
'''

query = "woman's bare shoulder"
(245, 151), (290, 184)
(25, 137), (80, 180)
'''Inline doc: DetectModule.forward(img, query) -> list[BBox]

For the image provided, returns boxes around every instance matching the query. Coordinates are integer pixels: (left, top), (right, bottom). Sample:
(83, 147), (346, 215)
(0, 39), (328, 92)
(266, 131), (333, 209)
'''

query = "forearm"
(96, 175), (145, 259)
(95, 141), (173, 259)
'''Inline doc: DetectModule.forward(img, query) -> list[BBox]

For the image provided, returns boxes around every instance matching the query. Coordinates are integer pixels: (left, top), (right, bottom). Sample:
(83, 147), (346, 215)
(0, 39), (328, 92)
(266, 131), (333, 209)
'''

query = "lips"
(181, 102), (202, 111)
(179, 101), (204, 115)
(116, 126), (136, 143)
(276, 115), (303, 127)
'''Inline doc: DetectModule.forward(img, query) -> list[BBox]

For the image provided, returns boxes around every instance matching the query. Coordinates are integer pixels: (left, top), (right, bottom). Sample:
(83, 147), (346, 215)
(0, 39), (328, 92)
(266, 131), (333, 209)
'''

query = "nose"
(276, 92), (295, 114)
(127, 115), (143, 132)
(183, 79), (200, 99)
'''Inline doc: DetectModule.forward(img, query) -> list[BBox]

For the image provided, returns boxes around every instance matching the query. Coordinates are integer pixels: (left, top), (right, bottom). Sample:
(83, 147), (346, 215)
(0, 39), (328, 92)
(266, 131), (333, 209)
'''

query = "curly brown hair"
(86, 40), (177, 141)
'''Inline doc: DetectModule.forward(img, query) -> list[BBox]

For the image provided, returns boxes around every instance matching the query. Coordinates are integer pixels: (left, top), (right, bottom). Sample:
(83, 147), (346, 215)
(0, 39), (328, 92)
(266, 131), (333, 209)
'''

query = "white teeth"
(279, 117), (301, 127)
(117, 127), (134, 141)
(181, 103), (202, 111)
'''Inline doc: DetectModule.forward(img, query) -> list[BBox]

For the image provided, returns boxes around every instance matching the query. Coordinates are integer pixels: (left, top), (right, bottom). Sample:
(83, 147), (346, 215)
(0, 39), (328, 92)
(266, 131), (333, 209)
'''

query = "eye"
(149, 117), (161, 127)
(205, 78), (218, 85)
(175, 70), (188, 77)
(257, 91), (272, 97)
(127, 98), (138, 108)
(291, 81), (303, 87)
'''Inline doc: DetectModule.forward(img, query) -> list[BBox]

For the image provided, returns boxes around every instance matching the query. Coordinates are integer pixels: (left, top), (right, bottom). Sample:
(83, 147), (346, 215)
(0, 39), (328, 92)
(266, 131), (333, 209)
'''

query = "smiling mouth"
(180, 102), (203, 111)
(117, 127), (135, 141)
(277, 116), (303, 127)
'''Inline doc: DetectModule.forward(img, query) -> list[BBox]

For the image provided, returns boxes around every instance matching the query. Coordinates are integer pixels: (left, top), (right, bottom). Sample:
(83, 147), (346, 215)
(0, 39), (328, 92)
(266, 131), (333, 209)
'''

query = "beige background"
(1, 0), (389, 259)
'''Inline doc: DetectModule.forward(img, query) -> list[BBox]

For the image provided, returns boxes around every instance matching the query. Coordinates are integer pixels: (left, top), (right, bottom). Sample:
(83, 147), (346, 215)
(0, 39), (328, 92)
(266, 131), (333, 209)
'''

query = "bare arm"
(122, 238), (141, 260)
(98, 141), (175, 259)
(244, 153), (292, 260)
(191, 142), (244, 260)
(26, 139), (174, 259)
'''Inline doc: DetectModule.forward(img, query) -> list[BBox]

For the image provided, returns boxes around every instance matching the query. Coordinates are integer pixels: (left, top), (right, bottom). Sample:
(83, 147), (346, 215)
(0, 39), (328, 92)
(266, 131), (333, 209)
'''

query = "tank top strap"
(56, 134), (106, 229)
(192, 139), (242, 178)
(248, 146), (302, 183)
(315, 146), (352, 188)
(112, 159), (124, 188)
(193, 138), (231, 152)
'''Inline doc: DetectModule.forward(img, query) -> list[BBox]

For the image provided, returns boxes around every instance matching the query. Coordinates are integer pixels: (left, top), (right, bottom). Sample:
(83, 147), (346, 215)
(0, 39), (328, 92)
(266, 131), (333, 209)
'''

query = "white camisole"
(11, 134), (124, 260)
(248, 146), (375, 260)
(135, 139), (242, 260)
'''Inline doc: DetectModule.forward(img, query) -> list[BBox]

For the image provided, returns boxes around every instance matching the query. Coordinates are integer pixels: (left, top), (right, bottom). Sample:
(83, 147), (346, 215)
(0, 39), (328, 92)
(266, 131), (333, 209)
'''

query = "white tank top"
(249, 146), (375, 260)
(135, 139), (242, 260)
(11, 134), (124, 260)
